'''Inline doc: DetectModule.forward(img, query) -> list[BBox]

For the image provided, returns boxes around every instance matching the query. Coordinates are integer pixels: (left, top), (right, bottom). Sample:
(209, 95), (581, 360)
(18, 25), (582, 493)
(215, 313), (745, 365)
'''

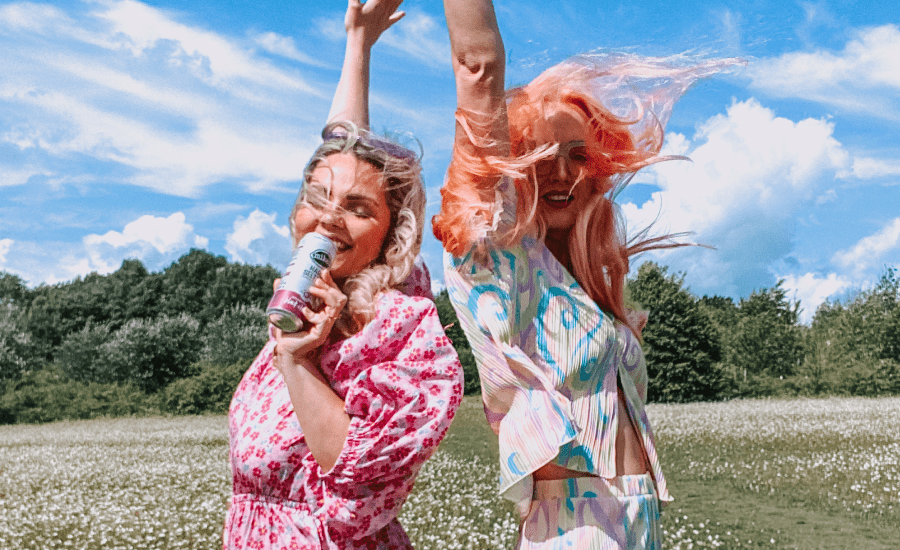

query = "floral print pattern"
(223, 290), (463, 549)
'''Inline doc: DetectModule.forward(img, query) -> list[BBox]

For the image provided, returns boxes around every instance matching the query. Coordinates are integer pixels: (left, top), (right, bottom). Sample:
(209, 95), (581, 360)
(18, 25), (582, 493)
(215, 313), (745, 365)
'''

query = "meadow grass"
(0, 396), (898, 549)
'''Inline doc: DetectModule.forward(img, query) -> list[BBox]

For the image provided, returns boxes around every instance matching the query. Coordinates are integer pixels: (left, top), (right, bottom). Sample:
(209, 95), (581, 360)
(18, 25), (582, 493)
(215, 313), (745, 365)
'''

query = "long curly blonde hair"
(291, 121), (426, 336)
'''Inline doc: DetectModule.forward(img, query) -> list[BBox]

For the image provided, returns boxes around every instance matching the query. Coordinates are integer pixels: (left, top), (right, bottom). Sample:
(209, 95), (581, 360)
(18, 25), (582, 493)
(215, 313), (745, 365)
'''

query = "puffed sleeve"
(397, 256), (434, 300)
(315, 293), (463, 541)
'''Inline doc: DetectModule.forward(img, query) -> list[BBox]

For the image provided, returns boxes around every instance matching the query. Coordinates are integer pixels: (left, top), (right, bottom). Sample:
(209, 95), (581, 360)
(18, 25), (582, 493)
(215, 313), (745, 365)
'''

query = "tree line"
(628, 262), (899, 402)
(1, 251), (897, 423)
(0, 250), (278, 423)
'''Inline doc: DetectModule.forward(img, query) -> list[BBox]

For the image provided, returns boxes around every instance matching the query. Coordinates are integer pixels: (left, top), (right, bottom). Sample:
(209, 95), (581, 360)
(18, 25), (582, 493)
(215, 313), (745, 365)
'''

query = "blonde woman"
(223, 1), (463, 548)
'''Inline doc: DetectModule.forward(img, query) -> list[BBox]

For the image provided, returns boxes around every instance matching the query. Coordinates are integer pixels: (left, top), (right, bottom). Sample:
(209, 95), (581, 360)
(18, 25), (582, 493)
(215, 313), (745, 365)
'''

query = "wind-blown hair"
(291, 121), (426, 336)
(433, 53), (742, 334)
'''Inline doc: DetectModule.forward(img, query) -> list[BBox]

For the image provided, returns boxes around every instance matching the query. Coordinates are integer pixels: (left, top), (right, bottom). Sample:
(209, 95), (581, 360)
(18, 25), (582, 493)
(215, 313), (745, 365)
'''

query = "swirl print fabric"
(521, 474), (661, 549)
(443, 177), (671, 527)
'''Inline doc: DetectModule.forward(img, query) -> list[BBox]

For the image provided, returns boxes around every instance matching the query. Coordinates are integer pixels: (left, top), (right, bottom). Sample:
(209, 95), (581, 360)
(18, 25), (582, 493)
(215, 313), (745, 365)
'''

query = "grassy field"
(0, 395), (898, 549)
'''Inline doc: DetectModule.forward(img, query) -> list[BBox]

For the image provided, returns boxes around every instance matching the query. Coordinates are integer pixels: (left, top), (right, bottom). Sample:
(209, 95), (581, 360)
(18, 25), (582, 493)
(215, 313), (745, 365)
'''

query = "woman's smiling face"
(292, 152), (391, 281)
(531, 104), (593, 237)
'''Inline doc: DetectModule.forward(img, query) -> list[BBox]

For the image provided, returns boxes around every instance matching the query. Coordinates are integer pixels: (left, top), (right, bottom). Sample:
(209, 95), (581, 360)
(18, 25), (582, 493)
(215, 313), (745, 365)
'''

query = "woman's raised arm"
(432, 0), (510, 256)
(327, 0), (406, 128)
(443, 0), (509, 155)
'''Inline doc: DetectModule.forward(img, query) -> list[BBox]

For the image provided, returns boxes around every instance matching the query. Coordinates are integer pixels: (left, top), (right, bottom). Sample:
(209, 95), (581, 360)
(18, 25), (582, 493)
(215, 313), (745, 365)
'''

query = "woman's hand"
(271, 269), (351, 471)
(327, 0), (404, 127)
(345, 0), (405, 51)
(273, 270), (347, 369)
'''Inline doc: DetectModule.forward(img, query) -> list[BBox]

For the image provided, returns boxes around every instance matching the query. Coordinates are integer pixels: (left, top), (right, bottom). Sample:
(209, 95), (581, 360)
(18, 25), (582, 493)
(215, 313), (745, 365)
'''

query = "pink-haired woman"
(433, 0), (738, 547)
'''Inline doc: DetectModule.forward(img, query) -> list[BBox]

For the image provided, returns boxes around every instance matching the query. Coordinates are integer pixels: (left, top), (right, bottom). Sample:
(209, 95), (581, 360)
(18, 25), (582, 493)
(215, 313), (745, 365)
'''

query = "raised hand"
(345, 0), (406, 50)
(327, 0), (406, 127)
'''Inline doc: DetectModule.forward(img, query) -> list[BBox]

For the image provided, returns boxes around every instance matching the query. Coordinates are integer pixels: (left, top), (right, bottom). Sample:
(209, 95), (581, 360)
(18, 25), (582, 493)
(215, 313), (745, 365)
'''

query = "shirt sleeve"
(616, 321), (648, 403)
(315, 295), (464, 541)
(443, 244), (579, 511)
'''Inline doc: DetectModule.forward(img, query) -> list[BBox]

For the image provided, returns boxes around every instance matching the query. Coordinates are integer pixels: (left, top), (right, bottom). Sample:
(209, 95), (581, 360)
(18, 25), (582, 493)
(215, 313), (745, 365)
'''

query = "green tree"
(200, 263), (280, 323)
(24, 261), (159, 359)
(0, 366), (151, 424)
(798, 322), (844, 395)
(697, 295), (739, 389)
(730, 281), (803, 379)
(104, 259), (162, 325)
(24, 281), (89, 359)
(157, 360), (249, 415)
(200, 304), (269, 366)
(629, 262), (724, 403)
(434, 289), (480, 395)
(0, 272), (30, 306)
(0, 304), (32, 381)
(97, 313), (202, 392)
(56, 322), (113, 384)
(806, 267), (900, 396)
(159, 249), (228, 321)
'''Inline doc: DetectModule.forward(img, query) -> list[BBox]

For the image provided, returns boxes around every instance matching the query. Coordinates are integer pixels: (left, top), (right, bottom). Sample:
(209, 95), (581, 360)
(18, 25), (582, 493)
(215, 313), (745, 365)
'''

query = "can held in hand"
(267, 232), (337, 332)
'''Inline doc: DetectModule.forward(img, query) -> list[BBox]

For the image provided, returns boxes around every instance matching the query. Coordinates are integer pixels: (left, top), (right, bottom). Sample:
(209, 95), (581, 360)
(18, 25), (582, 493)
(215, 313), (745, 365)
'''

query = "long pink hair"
(433, 53), (741, 333)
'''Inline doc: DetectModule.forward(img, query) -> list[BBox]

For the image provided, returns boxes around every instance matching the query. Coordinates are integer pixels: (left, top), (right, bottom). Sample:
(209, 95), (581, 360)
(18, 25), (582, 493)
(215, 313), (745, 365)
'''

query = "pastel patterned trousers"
(518, 474), (661, 550)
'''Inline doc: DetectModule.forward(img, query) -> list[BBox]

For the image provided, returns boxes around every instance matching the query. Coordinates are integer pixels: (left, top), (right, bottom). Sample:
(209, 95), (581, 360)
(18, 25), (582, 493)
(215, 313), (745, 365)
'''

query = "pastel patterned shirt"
(443, 177), (671, 512)
(223, 290), (464, 549)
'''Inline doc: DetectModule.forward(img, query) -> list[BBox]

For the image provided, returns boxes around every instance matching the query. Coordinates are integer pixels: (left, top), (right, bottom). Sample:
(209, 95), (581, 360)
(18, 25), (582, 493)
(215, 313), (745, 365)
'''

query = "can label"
(267, 233), (337, 332)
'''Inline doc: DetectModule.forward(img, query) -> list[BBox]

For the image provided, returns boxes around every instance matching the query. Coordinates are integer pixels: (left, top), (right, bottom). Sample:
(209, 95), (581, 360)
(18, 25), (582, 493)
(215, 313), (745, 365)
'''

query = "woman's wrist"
(274, 347), (317, 379)
(345, 27), (375, 54)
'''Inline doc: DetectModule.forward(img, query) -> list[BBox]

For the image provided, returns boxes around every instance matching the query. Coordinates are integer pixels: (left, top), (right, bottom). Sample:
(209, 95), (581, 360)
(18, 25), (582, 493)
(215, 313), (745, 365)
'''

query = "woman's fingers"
(309, 271), (348, 312)
(389, 11), (405, 25)
(272, 270), (348, 365)
(350, 0), (405, 34)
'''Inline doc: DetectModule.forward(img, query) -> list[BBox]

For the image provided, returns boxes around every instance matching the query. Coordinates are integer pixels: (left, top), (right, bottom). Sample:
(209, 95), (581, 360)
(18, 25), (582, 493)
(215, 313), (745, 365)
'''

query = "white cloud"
(622, 98), (850, 297)
(0, 165), (45, 187)
(832, 218), (900, 277)
(0, 2), (70, 34)
(46, 257), (95, 286)
(6, 88), (312, 196)
(379, 11), (449, 69)
(225, 209), (291, 269)
(0, 0), (324, 197)
(253, 31), (327, 67)
(82, 212), (208, 274)
(746, 24), (900, 120)
(95, 0), (318, 95)
(840, 156), (900, 180)
(430, 277), (446, 298)
(318, 10), (447, 69)
(779, 272), (851, 324)
(0, 239), (12, 267)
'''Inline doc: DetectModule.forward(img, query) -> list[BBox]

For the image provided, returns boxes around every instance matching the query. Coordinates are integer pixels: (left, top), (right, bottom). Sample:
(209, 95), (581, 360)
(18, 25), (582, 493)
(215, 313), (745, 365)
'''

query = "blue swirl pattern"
(443, 235), (671, 513)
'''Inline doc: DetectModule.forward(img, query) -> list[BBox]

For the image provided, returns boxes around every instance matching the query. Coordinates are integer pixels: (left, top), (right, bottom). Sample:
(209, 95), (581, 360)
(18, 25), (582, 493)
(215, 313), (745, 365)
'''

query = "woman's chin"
(539, 211), (578, 235)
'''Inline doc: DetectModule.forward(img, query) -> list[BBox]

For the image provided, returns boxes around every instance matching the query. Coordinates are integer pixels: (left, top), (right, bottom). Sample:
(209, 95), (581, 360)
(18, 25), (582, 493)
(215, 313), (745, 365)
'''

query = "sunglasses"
(534, 140), (588, 176)
(322, 129), (418, 163)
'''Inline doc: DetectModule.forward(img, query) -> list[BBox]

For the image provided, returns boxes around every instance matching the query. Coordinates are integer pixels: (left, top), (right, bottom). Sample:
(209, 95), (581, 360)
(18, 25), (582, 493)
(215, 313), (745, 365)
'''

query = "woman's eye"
(350, 206), (372, 218)
(568, 147), (588, 163)
(304, 188), (329, 207)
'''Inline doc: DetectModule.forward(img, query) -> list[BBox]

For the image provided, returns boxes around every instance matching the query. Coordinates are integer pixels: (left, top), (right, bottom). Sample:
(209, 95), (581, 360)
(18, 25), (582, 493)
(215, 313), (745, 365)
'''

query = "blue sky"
(1, 0), (899, 323)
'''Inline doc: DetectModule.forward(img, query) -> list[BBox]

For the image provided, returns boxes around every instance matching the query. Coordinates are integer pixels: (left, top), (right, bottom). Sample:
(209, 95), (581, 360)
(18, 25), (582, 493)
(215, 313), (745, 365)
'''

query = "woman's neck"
(544, 229), (572, 272)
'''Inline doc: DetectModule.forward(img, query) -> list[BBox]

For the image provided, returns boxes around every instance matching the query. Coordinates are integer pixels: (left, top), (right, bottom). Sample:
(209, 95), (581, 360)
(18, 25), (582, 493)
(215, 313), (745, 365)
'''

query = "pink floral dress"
(223, 289), (463, 549)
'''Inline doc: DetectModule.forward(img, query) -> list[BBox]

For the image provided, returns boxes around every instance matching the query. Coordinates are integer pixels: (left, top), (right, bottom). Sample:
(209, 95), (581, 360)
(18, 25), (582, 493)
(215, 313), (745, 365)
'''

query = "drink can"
(267, 232), (337, 332)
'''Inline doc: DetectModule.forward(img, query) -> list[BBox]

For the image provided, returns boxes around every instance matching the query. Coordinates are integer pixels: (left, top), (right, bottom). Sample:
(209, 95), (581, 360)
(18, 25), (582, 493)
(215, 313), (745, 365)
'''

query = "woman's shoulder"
(444, 233), (531, 278)
(373, 289), (438, 322)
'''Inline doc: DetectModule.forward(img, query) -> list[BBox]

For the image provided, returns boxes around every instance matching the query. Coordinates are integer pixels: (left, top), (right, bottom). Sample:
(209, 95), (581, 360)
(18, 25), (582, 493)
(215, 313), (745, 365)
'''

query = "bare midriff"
(532, 389), (649, 481)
